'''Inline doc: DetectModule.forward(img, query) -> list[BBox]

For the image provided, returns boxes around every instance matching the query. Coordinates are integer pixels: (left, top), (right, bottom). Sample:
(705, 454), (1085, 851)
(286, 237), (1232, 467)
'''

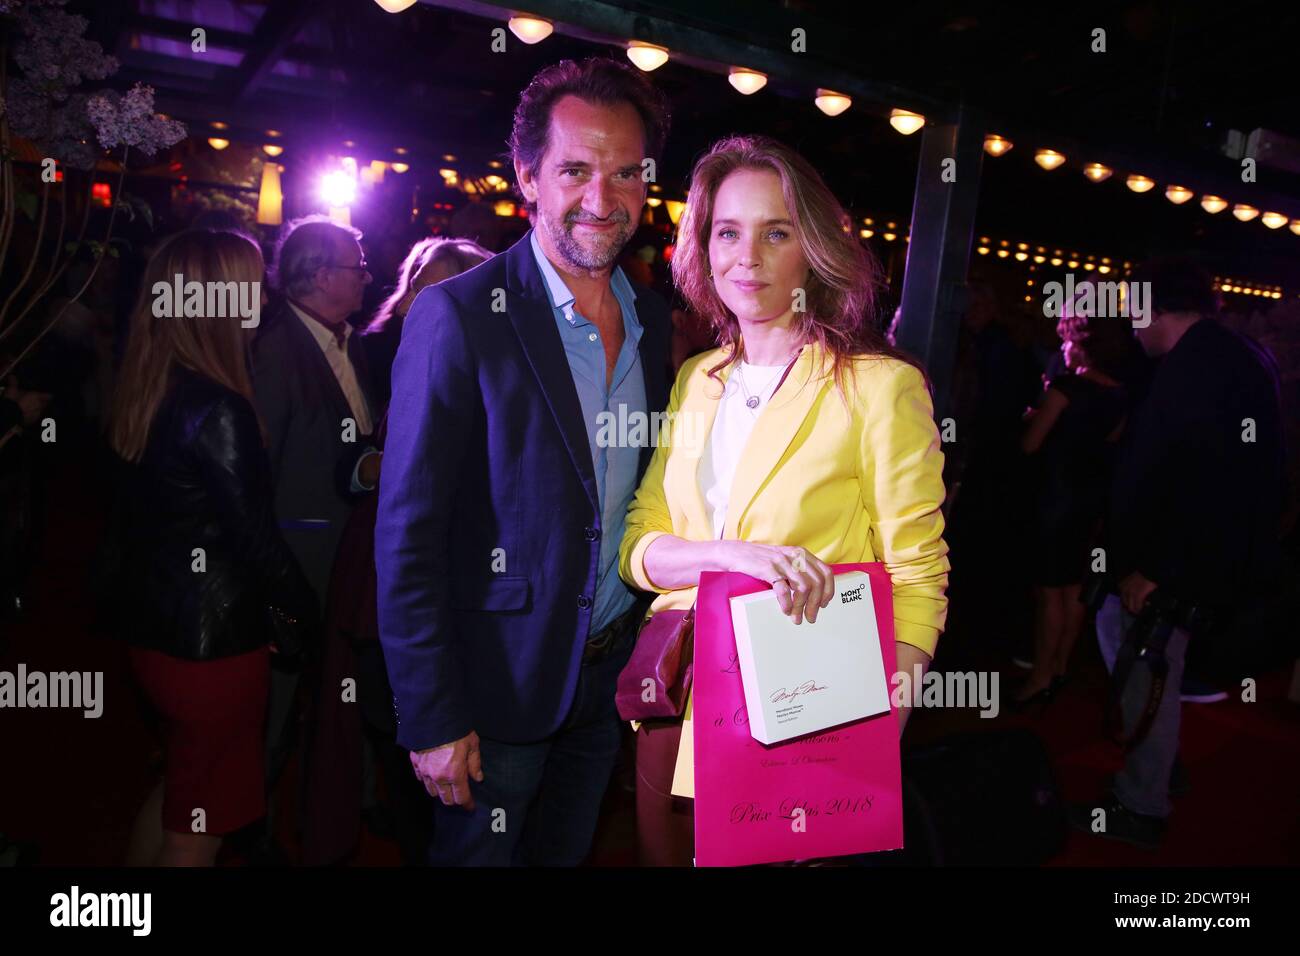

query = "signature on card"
(769, 679), (828, 704)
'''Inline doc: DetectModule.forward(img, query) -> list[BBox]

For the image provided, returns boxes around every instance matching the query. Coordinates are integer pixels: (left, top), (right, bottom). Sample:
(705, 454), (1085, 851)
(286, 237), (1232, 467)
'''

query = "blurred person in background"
(362, 237), (491, 409)
(1012, 285), (1132, 709)
(101, 229), (318, 866)
(248, 214), (383, 859)
(1069, 259), (1286, 848)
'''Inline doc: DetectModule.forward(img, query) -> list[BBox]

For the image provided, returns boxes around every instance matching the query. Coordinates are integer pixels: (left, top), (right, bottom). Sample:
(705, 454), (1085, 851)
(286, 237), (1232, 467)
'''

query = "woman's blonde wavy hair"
(109, 229), (265, 463)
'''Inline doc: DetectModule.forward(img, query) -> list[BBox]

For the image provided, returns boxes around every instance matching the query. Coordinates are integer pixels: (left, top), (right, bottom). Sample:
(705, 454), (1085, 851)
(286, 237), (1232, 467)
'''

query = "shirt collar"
(288, 299), (351, 349)
(528, 227), (639, 328)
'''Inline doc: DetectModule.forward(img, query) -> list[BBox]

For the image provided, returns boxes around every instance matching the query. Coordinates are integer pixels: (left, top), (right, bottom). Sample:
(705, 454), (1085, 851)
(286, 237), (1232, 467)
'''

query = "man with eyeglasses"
(245, 214), (382, 861)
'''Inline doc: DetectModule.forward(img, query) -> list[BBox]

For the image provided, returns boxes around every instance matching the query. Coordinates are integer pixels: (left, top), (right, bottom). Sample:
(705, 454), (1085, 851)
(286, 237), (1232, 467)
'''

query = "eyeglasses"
(332, 260), (370, 273)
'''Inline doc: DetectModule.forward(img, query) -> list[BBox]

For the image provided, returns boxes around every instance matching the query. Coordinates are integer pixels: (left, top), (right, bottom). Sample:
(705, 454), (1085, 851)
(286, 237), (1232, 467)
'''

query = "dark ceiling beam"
(112, 62), (222, 97)
(219, 0), (321, 103)
(125, 14), (254, 52)
(118, 49), (223, 83)
(125, 15), (357, 72)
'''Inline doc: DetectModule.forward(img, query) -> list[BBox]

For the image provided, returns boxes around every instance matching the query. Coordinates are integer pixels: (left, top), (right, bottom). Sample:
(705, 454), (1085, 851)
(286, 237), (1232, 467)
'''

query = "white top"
(699, 360), (789, 538)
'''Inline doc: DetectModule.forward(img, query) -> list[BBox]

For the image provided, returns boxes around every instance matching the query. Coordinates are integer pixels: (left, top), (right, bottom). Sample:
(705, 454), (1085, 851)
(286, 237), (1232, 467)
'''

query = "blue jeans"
(1095, 595), (1188, 818)
(426, 628), (633, 866)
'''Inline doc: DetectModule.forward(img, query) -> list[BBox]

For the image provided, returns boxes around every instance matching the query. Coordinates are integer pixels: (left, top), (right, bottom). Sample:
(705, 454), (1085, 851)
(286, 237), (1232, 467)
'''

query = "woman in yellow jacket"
(618, 136), (950, 865)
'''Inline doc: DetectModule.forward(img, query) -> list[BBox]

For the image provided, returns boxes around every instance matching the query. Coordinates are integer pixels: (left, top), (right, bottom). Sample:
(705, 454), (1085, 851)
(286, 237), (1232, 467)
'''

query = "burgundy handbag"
(615, 606), (695, 720)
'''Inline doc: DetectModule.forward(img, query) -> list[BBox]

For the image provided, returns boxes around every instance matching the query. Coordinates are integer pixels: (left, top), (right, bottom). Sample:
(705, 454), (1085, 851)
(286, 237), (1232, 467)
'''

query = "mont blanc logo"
(840, 583), (866, 604)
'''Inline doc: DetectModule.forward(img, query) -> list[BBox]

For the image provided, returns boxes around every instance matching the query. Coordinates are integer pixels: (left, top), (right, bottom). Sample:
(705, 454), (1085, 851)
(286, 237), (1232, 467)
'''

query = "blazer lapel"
(503, 232), (600, 514)
(280, 303), (353, 425)
(721, 343), (830, 540)
(676, 356), (726, 537)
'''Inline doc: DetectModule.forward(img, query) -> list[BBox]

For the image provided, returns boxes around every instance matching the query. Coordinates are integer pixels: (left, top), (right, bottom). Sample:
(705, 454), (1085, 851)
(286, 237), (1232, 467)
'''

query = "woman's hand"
(716, 542), (835, 624)
(640, 537), (834, 623)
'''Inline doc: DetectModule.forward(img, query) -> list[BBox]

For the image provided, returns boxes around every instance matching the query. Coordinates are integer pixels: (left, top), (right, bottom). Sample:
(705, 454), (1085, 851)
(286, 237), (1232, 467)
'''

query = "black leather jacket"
(102, 366), (318, 660)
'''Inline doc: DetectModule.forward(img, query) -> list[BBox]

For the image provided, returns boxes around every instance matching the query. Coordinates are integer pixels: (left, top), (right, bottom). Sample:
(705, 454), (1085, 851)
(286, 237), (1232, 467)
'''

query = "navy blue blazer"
(375, 231), (672, 750)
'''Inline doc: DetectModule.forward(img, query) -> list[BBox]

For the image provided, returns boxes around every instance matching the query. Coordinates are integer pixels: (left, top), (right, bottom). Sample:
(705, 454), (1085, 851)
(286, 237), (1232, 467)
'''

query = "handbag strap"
(1105, 616), (1172, 751)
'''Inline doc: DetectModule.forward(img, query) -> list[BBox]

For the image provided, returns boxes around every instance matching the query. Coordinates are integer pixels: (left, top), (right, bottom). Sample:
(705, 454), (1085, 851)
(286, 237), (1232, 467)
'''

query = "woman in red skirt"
(103, 229), (317, 866)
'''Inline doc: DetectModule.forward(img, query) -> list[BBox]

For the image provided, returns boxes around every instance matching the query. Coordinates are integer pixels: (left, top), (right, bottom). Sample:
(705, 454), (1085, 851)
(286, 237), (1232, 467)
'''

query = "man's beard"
(544, 208), (633, 271)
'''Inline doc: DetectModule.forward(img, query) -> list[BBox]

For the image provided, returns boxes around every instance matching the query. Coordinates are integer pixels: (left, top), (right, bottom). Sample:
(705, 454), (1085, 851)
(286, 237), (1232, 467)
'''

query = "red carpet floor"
(2, 443), (1296, 867)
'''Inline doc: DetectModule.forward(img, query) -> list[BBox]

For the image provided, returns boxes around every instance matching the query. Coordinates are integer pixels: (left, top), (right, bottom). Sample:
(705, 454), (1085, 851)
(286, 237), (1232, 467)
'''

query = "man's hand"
(410, 731), (483, 809)
(1119, 571), (1158, 616)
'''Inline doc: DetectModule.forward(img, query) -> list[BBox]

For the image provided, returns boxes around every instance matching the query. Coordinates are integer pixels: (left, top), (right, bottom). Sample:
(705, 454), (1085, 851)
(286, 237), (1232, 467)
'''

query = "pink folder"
(693, 563), (903, 867)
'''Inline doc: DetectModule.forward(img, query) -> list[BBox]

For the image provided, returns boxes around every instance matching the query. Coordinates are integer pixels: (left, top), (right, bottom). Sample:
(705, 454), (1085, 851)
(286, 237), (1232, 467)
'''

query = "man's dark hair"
(508, 57), (671, 213)
(1129, 257), (1218, 317)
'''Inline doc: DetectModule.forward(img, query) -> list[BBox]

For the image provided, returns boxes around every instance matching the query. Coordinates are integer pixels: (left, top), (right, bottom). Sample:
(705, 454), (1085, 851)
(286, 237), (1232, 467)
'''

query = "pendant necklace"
(734, 347), (803, 412)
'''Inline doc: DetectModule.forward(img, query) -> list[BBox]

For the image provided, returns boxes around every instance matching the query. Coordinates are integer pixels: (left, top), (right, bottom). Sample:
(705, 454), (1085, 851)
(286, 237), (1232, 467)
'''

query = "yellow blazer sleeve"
(619, 361), (688, 593)
(858, 361), (950, 656)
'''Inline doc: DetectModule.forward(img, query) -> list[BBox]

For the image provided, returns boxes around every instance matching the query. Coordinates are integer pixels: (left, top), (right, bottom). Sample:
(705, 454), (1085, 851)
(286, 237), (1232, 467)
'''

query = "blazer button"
(577, 595), (592, 610)
(584, 526), (599, 541)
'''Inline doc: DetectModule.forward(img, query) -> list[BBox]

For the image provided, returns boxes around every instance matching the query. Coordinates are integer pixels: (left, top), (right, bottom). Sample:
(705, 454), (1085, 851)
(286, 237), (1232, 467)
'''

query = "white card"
(729, 571), (890, 744)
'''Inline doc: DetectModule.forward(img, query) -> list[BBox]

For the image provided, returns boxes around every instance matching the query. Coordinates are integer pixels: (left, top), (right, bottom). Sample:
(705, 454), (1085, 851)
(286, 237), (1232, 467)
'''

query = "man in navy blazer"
(375, 58), (673, 865)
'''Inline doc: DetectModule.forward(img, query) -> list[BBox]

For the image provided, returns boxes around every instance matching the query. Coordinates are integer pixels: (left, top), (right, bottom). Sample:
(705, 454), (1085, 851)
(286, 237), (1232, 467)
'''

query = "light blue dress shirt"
(529, 228), (647, 636)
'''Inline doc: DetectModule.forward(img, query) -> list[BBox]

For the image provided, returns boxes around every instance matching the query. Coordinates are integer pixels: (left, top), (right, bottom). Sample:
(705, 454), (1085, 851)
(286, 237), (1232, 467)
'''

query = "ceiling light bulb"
(1034, 149), (1065, 170)
(626, 41), (669, 72)
(814, 89), (852, 116)
(507, 16), (553, 43)
(728, 68), (767, 95)
(888, 109), (925, 135)
(983, 134), (1013, 157)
